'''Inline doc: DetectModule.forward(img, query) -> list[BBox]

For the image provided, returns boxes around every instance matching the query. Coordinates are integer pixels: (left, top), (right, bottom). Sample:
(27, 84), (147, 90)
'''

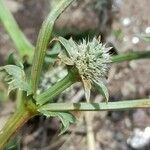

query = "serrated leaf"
(0, 65), (32, 95)
(93, 80), (109, 103)
(40, 110), (76, 134)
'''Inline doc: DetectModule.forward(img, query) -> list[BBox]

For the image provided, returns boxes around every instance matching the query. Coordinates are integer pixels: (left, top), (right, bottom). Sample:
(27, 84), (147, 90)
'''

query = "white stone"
(122, 18), (131, 26)
(145, 27), (150, 34)
(132, 37), (139, 44)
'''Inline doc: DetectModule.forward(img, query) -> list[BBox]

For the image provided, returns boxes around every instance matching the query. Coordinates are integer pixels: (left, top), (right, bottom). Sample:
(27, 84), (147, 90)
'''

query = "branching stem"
(0, 100), (37, 149)
(36, 68), (79, 105)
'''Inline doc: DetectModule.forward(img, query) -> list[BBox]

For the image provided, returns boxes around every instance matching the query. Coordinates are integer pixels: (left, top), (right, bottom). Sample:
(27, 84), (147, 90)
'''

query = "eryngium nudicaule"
(58, 37), (112, 102)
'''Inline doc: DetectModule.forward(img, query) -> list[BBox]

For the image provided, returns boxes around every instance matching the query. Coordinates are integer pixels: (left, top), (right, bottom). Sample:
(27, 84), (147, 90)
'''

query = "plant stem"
(16, 90), (23, 109)
(112, 51), (150, 63)
(36, 68), (78, 106)
(0, 106), (35, 149)
(0, 95), (38, 149)
(31, 0), (74, 95)
(36, 50), (150, 106)
(38, 99), (150, 111)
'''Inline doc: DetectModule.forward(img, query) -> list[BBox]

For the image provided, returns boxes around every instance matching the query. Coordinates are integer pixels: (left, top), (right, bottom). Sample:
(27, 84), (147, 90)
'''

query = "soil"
(0, 0), (150, 150)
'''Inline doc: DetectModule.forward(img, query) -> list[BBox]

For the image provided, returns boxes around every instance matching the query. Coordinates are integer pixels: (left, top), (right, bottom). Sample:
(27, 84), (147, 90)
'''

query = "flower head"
(58, 37), (112, 102)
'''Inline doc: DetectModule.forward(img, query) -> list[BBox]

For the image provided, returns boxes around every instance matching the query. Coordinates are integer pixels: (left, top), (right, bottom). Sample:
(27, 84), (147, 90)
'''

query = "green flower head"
(58, 37), (112, 102)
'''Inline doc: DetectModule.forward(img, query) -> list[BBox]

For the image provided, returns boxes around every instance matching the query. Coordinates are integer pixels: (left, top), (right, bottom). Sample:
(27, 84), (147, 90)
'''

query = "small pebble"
(122, 18), (131, 26)
(132, 37), (139, 44)
(145, 27), (150, 34)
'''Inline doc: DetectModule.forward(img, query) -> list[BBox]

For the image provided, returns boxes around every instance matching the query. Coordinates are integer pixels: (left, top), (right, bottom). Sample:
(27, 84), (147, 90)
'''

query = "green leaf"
(7, 52), (24, 69)
(93, 80), (109, 102)
(112, 51), (150, 63)
(31, 0), (74, 95)
(58, 37), (79, 58)
(0, 0), (34, 60)
(5, 136), (20, 150)
(139, 34), (150, 42)
(40, 110), (76, 134)
(82, 77), (91, 102)
(45, 43), (61, 64)
(0, 65), (32, 95)
(0, 90), (7, 102)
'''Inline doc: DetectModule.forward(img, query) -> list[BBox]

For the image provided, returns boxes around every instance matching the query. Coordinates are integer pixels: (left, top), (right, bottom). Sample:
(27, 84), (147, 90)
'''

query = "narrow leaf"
(139, 34), (150, 42)
(57, 37), (79, 58)
(31, 0), (74, 95)
(5, 136), (20, 150)
(93, 80), (109, 102)
(40, 110), (76, 134)
(0, 0), (34, 60)
(112, 51), (150, 63)
(82, 77), (91, 102)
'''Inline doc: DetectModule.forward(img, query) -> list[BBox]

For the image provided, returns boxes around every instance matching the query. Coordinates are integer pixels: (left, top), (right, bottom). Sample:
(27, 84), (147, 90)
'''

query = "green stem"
(112, 51), (150, 63)
(37, 51), (150, 106)
(0, 95), (38, 149)
(38, 99), (150, 111)
(31, 0), (74, 95)
(0, 0), (34, 60)
(36, 68), (78, 106)
(0, 107), (35, 149)
(16, 90), (23, 109)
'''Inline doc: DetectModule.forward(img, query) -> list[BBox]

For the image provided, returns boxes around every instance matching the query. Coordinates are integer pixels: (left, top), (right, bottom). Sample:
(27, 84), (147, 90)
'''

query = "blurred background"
(0, 0), (150, 149)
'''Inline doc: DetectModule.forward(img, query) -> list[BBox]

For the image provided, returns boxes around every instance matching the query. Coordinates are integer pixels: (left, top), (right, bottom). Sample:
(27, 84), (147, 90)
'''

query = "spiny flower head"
(74, 38), (111, 81)
(58, 37), (112, 102)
